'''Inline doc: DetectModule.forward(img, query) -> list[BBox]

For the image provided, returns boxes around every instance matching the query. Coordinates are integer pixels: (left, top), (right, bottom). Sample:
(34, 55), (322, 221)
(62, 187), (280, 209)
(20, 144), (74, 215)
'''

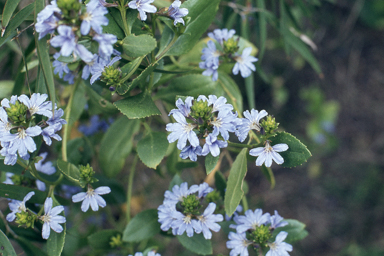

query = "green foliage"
(57, 160), (82, 187)
(0, 229), (17, 256)
(87, 230), (122, 251)
(225, 148), (248, 217)
(114, 92), (161, 119)
(122, 209), (160, 242)
(0, 183), (47, 204)
(177, 233), (213, 255)
(205, 154), (219, 175)
(1, 0), (22, 31)
(273, 219), (308, 243)
(137, 132), (169, 169)
(123, 34), (157, 58)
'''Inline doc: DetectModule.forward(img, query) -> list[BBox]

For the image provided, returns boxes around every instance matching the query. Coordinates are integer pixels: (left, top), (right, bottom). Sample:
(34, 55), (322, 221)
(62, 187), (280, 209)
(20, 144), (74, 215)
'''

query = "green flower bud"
(57, 0), (81, 17)
(205, 190), (220, 204)
(101, 66), (122, 88)
(190, 100), (213, 121)
(109, 234), (123, 248)
(223, 38), (239, 55)
(181, 194), (200, 215)
(16, 211), (36, 229)
(79, 164), (98, 187)
(250, 225), (272, 247)
(6, 101), (28, 125)
(260, 115), (279, 137)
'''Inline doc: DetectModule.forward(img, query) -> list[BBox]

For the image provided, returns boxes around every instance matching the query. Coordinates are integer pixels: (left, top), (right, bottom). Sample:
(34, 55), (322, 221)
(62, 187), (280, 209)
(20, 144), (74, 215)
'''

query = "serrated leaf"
(99, 116), (140, 177)
(87, 230), (121, 251)
(47, 197), (66, 256)
(214, 72), (243, 114)
(123, 34), (157, 58)
(155, 74), (216, 103)
(114, 92), (161, 119)
(122, 209), (160, 242)
(57, 160), (81, 186)
(137, 132), (168, 169)
(270, 132), (311, 168)
(1, 0), (22, 30)
(273, 219), (308, 243)
(177, 233), (213, 255)
(225, 148), (248, 217)
(205, 154), (219, 175)
(0, 229), (17, 256)
(165, 0), (221, 56)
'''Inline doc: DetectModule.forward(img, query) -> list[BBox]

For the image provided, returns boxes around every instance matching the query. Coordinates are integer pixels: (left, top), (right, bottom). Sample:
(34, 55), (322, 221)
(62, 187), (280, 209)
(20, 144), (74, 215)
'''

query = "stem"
(228, 141), (259, 149)
(62, 77), (81, 162)
(120, 56), (144, 83)
(26, 160), (63, 186)
(126, 155), (138, 223)
(0, 210), (18, 238)
(119, 4), (130, 36)
(241, 195), (249, 212)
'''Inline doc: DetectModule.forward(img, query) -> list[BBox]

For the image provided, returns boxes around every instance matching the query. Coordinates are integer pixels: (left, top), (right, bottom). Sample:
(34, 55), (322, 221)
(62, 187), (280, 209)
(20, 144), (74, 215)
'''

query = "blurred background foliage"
(0, 0), (383, 255)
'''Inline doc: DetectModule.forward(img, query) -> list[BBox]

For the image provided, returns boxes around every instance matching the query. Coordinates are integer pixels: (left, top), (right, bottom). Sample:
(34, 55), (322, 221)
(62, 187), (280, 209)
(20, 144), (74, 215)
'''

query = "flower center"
(183, 214), (192, 224)
(268, 242), (277, 250)
(83, 12), (93, 22)
(40, 214), (51, 223)
(183, 123), (195, 133)
(86, 188), (95, 197)
(18, 128), (27, 139)
(210, 118), (222, 127)
(18, 203), (26, 212)
(250, 121), (260, 131)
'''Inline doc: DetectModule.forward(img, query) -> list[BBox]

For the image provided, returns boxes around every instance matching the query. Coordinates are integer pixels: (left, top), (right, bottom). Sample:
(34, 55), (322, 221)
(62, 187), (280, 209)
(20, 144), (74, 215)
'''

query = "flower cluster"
(200, 29), (258, 81)
(0, 94), (66, 165)
(158, 182), (223, 239)
(129, 252), (161, 256)
(227, 209), (292, 256)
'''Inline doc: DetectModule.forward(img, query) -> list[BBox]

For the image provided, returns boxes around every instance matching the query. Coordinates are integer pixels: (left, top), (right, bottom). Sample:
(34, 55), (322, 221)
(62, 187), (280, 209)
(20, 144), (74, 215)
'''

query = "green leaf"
(1, 0), (22, 30)
(87, 230), (121, 251)
(84, 85), (117, 115)
(99, 116), (140, 177)
(57, 160), (81, 186)
(47, 197), (66, 256)
(269, 132), (312, 168)
(0, 80), (13, 99)
(214, 72), (243, 114)
(122, 209), (160, 242)
(1, 2), (33, 43)
(0, 229), (17, 256)
(123, 34), (157, 58)
(155, 74), (216, 103)
(214, 171), (226, 199)
(35, 0), (55, 111)
(0, 184), (48, 204)
(260, 165), (275, 189)
(137, 132), (169, 169)
(114, 92), (161, 119)
(225, 148), (248, 217)
(104, 12), (125, 40)
(177, 233), (213, 255)
(205, 154), (219, 175)
(16, 237), (48, 256)
(273, 219), (308, 243)
(166, 0), (221, 56)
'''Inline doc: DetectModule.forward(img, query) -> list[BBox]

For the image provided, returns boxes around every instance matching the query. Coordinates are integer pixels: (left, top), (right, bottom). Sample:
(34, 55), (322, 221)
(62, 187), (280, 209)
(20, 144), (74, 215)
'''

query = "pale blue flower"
(6, 192), (35, 222)
(128, 0), (157, 21)
(40, 197), (66, 239)
(236, 109), (268, 142)
(42, 124), (62, 145)
(80, 0), (108, 35)
(233, 47), (258, 78)
(90, 56), (121, 84)
(81, 54), (100, 80)
(235, 208), (270, 234)
(211, 110), (240, 141)
(1, 95), (17, 108)
(0, 108), (12, 139)
(18, 93), (52, 118)
(270, 210), (288, 229)
(129, 252), (161, 256)
(35, 152), (56, 175)
(196, 182), (214, 199)
(226, 205), (243, 221)
(171, 211), (199, 237)
(35, 0), (61, 39)
(46, 108), (66, 128)
(195, 202), (223, 239)
(201, 133), (228, 157)
(0, 142), (17, 165)
(168, 0), (188, 26)
(199, 61), (218, 81)
(78, 115), (112, 135)
(249, 141), (288, 167)
(180, 145), (202, 162)
(63, 71), (76, 84)
(266, 231), (293, 256)
(226, 231), (252, 256)
(201, 41), (220, 67)
(208, 28), (236, 45)
(93, 33), (118, 59)
(53, 53), (70, 79)
(166, 111), (199, 150)
(72, 186), (111, 212)
(163, 182), (198, 206)
(207, 95), (234, 113)
(158, 203), (177, 231)
(169, 96), (193, 117)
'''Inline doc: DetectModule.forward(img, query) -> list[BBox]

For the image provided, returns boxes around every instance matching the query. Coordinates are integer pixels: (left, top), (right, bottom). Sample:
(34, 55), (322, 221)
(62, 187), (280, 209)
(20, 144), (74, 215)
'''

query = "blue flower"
(50, 25), (93, 62)
(234, 209), (270, 234)
(201, 41), (220, 68)
(35, 152), (56, 175)
(35, 0), (61, 39)
(93, 33), (118, 59)
(0, 108), (12, 139)
(46, 108), (66, 129)
(78, 115), (112, 135)
(232, 47), (258, 78)
(236, 109), (268, 142)
(168, 0), (188, 26)
(53, 53), (70, 79)
(129, 252), (161, 256)
(226, 231), (252, 256)
(90, 56), (121, 84)
(266, 231), (293, 256)
(1, 95), (17, 108)
(166, 111), (199, 150)
(128, 0), (157, 21)
(249, 141), (288, 167)
(171, 211), (199, 237)
(163, 182), (199, 206)
(169, 96), (193, 117)
(270, 210), (288, 229)
(158, 203), (177, 232)
(72, 186), (111, 212)
(6, 192), (35, 222)
(40, 197), (66, 239)
(18, 93), (52, 118)
(208, 28), (236, 45)
(196, 182), (214, 199)
(0, 142), (17, 165)
(80, 0), (109, 35)
(207, 95), (234, 113)
(81, 54), (100, 80)
(180, 145), (202, 162)
(211, 110), (240, 141)
(199, 61), (218, 81)
(201, 133), (228, 157)
(195, 202), (223, 239)
(42, 123), (62, 145)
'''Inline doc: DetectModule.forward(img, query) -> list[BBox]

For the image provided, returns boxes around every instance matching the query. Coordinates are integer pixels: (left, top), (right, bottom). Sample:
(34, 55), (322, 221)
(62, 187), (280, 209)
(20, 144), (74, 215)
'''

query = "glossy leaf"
(1, 0), (22, 30)
(166, 0), (221, 56)
(57, 160), (81, 187)
(99, 116), (140, 177)
(177, 233), (213, 255)
(114, 92), (161, 119)
(87, 230), (121, 251)
(273, 219), (308, 243)
(137, 132), (169, 169)
(225, 148), (248, 217)
(122, 209), (160, 242)
(270, 132), (312, 168)
(47, 197), (66, 256)
(0, 229), (17, 256)
(122, 34), (157, 58)
(205, 154), (219, 175)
